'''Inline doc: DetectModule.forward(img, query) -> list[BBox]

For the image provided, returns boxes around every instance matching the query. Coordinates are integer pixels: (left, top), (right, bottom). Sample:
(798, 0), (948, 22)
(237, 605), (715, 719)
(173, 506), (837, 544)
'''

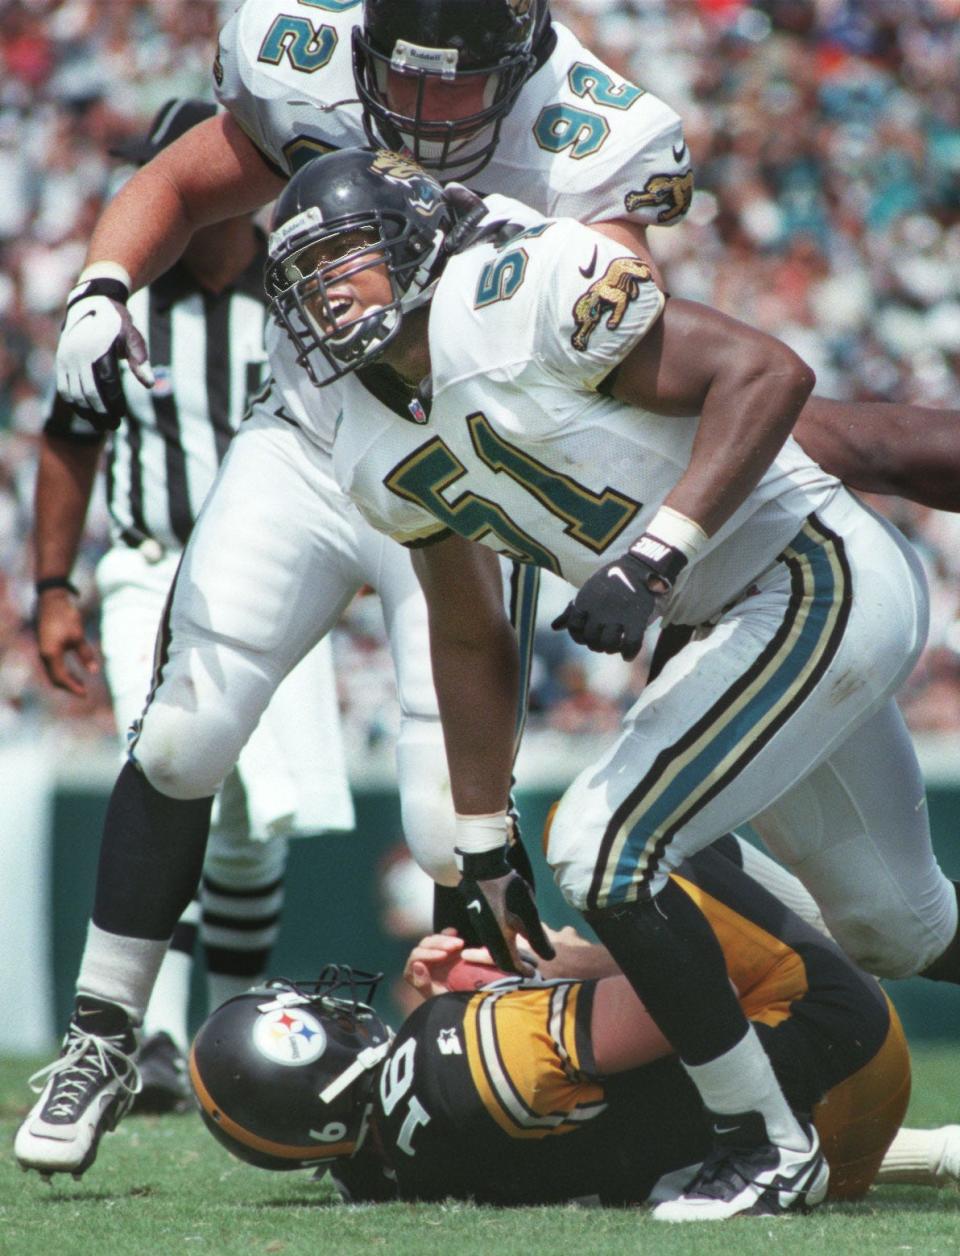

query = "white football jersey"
(335, 201), (841, 628)
(215, 0), (694, 453)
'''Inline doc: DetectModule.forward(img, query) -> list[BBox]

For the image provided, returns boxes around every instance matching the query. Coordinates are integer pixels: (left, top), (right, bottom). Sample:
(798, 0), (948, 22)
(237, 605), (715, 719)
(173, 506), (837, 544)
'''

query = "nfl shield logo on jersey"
(408, 397), (428, 424)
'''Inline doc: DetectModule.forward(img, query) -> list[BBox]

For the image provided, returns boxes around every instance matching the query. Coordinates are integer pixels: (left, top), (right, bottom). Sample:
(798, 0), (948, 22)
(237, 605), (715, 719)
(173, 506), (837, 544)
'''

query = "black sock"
(202, 869), (284, 978)
(919, 882), (960, 983)
(93, 761), (213, 940)
(586, 877), (748, 1066)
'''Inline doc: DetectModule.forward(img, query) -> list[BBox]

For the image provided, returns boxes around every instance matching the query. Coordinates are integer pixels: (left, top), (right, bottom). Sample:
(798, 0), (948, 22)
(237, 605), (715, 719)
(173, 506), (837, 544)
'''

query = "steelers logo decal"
(253, 1008), (327, 1068)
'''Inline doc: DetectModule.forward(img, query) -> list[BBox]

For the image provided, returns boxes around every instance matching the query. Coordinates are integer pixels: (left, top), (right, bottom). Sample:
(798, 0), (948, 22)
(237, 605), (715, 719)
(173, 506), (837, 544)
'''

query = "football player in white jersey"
(254, 147), (960, 1220)
(18, 0), (687, 1183)
(52, 0), (960, 510)
(35, 99), (356, 1113)
(22, 0), (959, 1187)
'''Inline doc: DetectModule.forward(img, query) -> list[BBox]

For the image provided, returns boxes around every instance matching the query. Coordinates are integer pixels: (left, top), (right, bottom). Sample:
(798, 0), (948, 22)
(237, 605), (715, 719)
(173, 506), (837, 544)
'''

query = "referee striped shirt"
(45, 241), (270, 554)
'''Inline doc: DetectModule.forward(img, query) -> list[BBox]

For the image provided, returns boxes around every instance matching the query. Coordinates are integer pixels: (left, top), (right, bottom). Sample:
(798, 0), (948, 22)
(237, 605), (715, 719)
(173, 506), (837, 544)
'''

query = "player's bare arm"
(793, 395), (960, 512)
(537, 924), (621, 981)
(412, 534), (552, 973)
(403, 922), (613, 1000)
(554, 290), (814, 659)
(85, 114), (283, 291)
(593, 225), (960, 514)
(401, 925), (673, 1071)
(34, 434), (103, 696)
(412, 533), (517, 818)
(608, 296), (815, 537)
(58, 113), (285, 430)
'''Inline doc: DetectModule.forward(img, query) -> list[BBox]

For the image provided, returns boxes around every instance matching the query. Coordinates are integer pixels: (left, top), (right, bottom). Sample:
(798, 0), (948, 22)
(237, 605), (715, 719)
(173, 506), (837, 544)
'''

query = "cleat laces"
(686, 1133), (818, 1203)
(29, 1025), (141, 1120)
(688, 1145), (755, 1201)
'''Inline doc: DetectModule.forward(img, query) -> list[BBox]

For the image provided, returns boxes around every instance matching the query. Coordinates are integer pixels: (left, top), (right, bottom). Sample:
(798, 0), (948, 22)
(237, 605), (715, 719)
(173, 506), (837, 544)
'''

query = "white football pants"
(548, 490), (957, 979)
(128, 412), (460, 884)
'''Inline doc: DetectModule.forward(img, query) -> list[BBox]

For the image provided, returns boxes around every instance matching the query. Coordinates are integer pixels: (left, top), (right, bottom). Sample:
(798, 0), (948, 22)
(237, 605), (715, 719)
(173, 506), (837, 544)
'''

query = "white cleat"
(653, 1117), (829, 1222)
(15, 999), (140, 1179)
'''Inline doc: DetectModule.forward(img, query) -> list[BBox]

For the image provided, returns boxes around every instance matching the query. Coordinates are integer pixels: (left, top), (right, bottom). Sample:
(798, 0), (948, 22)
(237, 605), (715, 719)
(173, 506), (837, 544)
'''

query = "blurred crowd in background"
(2, 0), (959, 768)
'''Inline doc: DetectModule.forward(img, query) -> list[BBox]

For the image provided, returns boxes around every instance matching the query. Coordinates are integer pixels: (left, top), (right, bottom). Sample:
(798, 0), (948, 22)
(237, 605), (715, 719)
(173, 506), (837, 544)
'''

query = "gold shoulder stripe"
(464, 986), (606, 1140)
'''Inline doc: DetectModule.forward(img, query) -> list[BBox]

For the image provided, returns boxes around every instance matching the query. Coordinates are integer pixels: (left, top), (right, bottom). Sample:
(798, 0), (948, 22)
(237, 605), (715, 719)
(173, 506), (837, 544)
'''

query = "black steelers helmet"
(189, 968), (392, 1171)
(353, 0), (551, 180)
(264, 147), (456, 386)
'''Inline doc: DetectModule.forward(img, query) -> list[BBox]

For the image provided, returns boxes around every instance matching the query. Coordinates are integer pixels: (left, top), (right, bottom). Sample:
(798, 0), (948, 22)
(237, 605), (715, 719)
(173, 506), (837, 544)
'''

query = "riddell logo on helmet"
(268, 206), (325, 259)
(392, 40), (459, 74)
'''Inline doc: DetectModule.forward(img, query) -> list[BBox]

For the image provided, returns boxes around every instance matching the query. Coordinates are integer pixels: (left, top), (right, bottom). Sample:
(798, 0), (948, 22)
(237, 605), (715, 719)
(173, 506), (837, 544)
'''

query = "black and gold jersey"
(370, 844), (907, 1205)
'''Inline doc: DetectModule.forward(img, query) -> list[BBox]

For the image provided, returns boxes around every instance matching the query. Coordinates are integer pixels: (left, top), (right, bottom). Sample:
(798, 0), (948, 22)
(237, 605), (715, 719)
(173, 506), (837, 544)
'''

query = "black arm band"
(455, 844), (512, 880)
(628, 533), (689, 588)
(36, 576), (79, 596)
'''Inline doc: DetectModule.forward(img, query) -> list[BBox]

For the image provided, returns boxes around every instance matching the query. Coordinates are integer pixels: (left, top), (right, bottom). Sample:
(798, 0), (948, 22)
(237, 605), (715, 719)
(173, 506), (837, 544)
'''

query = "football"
(446, 957), (511, 992)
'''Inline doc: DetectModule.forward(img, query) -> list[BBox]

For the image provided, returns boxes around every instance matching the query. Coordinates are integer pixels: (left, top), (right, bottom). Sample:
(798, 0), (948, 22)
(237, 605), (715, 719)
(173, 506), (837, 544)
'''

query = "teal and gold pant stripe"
(588, 515), (852, 909)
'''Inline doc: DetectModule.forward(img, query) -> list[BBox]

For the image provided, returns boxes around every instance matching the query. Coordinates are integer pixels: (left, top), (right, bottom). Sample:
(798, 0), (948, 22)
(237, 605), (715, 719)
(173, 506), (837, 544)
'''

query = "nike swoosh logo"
(673, 142), (688, 163)
(578, 246), (598, 279)
(713, 1124), (740, 1136)
(607, 566), (636, 592)
(467, 900), (483, 913)
(74, 309), (98, 325)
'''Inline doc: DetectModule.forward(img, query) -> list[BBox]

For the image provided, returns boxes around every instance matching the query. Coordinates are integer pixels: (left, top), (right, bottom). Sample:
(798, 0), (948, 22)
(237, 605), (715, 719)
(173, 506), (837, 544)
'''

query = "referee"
(33, 99), (353, 1111)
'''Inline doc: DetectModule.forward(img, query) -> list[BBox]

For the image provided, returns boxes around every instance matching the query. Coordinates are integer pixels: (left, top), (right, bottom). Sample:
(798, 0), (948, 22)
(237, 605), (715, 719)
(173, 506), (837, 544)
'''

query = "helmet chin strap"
(319, 1040), (392, 1104)
(402, 276), (441, 314)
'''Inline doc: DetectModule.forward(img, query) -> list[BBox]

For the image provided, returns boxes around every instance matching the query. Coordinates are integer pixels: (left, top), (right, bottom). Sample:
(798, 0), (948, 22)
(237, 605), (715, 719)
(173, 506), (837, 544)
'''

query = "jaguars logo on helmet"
(371, 151), (444, 215)
(371, 152), (426, 182)
(189, 967), (392, 1172)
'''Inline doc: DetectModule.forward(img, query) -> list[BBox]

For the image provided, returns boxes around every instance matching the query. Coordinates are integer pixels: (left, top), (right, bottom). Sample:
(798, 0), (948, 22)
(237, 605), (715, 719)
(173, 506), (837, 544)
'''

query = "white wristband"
(77, 261), (133, 291)
(454, 810), (508, 855)
(644, 506), (709, 564)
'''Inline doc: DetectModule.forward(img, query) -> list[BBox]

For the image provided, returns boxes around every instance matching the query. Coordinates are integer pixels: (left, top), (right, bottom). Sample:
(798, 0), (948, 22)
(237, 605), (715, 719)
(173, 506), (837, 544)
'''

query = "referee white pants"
(130, 412), (459, 884)
(548, 490), (957, 979)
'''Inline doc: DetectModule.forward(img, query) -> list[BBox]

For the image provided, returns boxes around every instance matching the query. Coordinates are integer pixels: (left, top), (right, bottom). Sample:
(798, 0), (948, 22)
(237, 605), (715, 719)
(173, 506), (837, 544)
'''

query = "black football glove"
(456, 844), (555, 975)
(56, 274), (154, 431)
(434, 800), (534, 940)
(552, 533), (688, 661)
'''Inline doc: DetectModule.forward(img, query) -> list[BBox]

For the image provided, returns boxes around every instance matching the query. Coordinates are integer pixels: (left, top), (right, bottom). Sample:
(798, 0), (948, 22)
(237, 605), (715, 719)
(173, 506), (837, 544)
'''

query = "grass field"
(2, 1047), (959, 1255)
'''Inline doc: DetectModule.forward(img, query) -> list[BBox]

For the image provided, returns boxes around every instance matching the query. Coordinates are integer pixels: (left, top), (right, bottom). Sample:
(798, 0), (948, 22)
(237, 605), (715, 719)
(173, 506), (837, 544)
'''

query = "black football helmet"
(189, 967), (392, 1172)
(264, 147), (459, 386)
(353, 0), (551, 180)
